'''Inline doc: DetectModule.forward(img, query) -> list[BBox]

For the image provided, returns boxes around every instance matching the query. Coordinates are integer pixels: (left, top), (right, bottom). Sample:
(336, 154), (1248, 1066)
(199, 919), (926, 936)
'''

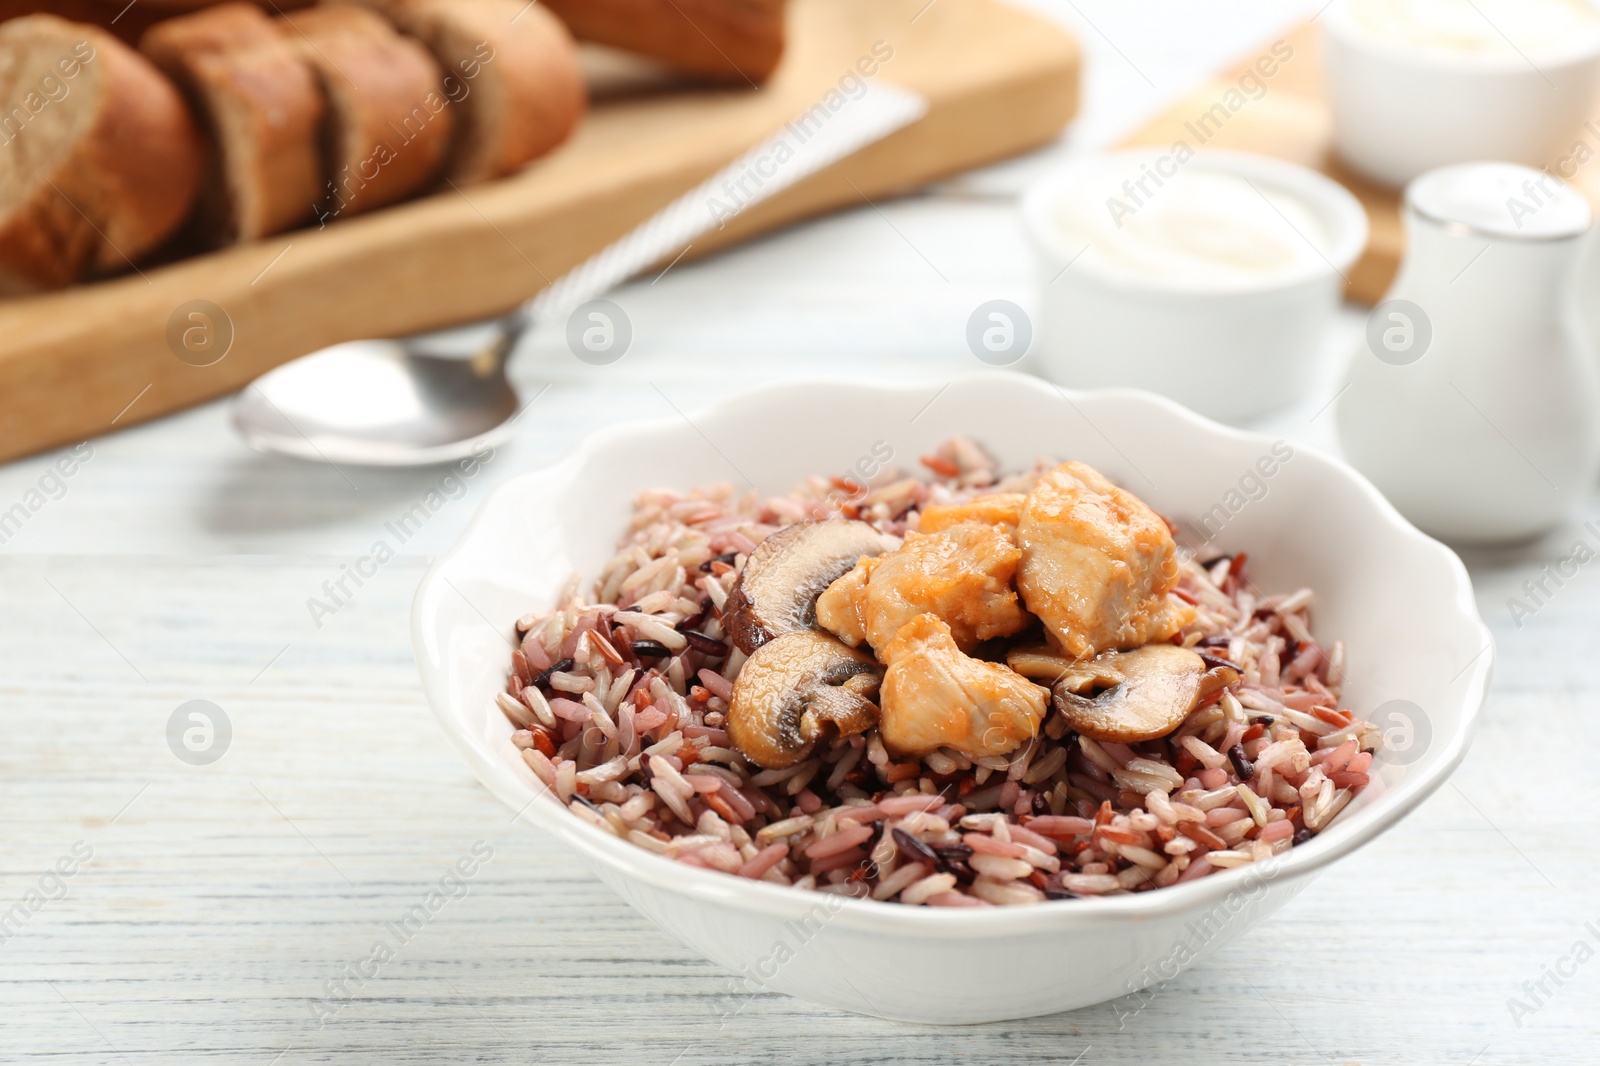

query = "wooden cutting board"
(0, 0), (1080, 463)
(1120, 20), (1600, 305)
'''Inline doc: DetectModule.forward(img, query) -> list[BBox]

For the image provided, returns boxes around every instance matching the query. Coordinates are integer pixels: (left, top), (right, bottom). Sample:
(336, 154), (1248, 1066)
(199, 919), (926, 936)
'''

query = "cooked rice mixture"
(499, 439), (1379, 907)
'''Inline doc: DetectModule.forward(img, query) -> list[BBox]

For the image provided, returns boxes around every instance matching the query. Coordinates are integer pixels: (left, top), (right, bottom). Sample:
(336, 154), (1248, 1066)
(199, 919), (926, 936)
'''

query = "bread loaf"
(542, 0), (784, 84)
(0, 15), (203, 292)
(338, 0), (585, 184)
(141, 2), (325, 242)
(0, 3), (315, 44)
(281, 4), (453, 221)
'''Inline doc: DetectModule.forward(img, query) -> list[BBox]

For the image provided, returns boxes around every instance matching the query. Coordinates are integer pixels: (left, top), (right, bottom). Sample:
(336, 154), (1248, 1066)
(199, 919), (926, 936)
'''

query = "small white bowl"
(412, 374), (1490, 1024)
(1322, 0), (1600, 187)
(1020, 150), (1367, 424)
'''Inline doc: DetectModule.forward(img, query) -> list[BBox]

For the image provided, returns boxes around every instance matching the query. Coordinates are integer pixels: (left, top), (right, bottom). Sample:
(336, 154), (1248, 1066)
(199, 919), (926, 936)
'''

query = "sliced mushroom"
(1049, 644), (1209, 742)
(727, 630), (883, 770)
(1016, 644), (1238, 717)
(1006, 646), (1081, 682)
(1198, 661), (1241, 699)
(723, 519), (899, 654)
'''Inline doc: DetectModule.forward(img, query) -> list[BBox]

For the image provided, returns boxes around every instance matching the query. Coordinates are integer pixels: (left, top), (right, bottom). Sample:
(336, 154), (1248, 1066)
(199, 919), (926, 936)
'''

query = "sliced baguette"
(280, 4), (454, 221)
(338, 0), (585, 184)
(541, 0), (785, 84)
(0, 15), (203, 293)
(141, 2), (326, 243)
(0, 3), (315, 45)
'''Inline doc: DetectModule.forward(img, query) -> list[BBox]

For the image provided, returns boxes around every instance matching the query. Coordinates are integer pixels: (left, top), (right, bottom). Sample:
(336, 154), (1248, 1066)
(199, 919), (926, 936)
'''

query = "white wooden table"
(4, 2), (1597, 1062)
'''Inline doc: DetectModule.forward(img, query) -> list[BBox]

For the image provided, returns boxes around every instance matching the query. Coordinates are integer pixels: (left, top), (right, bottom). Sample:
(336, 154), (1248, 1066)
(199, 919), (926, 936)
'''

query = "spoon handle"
(517, 83), (930, 330)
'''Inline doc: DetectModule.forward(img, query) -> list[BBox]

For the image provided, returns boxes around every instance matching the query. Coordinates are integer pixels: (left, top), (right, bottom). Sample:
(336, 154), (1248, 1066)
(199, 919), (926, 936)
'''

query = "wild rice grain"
(1179, 735), (1228, 771)
(879, 794), (943, 816)
(738, 843), (790, 880)
(901, 873), (958, 905)
(756, 815), (814, 842)
(1204, 849), (1254, 869)
(964, 833), (1029, 859)
(576, 756), (629, 785)
(554, 761), (577, 802)
(971, 878), (1044, 906)
(809, 845), (870, 875)
(1026, 815), (1095, 839)
(1060, 873), (1122, 895)
(969, 854), (1032, 880)
(521, 748), (558, 789)
(804, 823), (875, 860)
(873, 861), (932, 901)
(504, 449), (1377, 905)
(1008, 823), (1061, 854)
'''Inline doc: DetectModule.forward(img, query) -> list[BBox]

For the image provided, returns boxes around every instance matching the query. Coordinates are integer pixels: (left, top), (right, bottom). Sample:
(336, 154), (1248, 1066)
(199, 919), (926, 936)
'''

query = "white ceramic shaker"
(1337, 162), (1600, 544)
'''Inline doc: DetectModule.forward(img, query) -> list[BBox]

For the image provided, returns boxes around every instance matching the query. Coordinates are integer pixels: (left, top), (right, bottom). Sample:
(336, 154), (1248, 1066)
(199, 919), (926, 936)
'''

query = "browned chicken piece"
(815, 521), (1029, 660)
(814, 561), (873, 646)
(1016, 461), (1193, 659)
(915, 493), (1027, 535)
(878, 614), (1047, 758)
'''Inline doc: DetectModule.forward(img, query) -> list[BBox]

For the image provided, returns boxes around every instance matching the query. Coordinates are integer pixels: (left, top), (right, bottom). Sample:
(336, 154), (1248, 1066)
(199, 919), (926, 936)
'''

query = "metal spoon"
(230, 84), (929, 467)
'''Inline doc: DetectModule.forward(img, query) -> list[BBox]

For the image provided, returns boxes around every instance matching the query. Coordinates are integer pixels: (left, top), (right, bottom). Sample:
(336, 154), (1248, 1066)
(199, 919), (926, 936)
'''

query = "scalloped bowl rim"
(412, 373), (1492, 940)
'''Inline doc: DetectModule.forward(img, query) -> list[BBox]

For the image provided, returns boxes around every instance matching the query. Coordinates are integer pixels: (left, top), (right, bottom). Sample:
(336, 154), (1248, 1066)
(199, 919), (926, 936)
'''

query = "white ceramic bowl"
(412, 373), (1491, 1024)
(1020, 151), (1367, 424)
(1322, 0), (1600, 188)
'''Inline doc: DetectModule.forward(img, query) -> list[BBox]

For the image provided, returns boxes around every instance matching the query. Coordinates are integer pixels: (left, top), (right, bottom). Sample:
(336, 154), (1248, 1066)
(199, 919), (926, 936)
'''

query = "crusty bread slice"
(280, 4), (454, 221)
(0, 15), (203, 293)
(541, 0), (785, 84)
(338, 0), (585, 184)
(0, 2), (314, 45)
(141, 2), (326, 243)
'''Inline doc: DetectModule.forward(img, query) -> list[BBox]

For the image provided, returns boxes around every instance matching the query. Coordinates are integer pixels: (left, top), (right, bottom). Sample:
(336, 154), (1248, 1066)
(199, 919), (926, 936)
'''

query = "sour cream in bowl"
(1323, 0), (1600, 186)
(1021, 150), (1367, 423)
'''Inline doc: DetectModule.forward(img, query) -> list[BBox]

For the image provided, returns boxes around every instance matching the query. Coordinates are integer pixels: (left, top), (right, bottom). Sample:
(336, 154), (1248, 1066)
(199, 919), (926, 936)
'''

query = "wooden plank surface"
(3, 544), (1592, 1066)
(0, 0), (1080, 465)
(1121, 19), (1600, 305)
(2, 363), (1595, 1064)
